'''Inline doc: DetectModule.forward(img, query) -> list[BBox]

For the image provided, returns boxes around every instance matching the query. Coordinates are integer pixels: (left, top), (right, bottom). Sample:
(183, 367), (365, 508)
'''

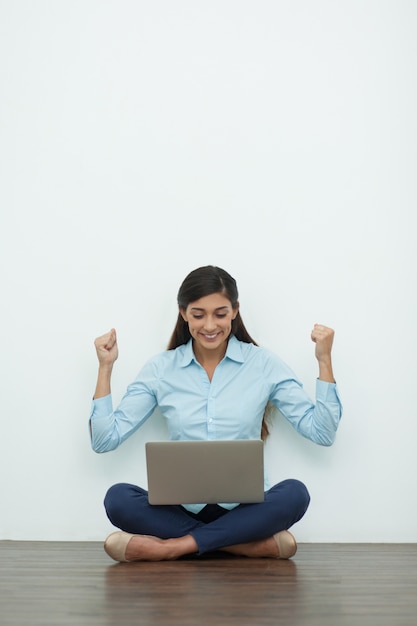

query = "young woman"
(90, 266), (342, 562)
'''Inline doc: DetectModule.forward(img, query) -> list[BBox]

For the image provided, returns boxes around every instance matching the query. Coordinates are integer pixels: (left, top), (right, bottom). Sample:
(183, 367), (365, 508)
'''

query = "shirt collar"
(180, 334), (245, 367)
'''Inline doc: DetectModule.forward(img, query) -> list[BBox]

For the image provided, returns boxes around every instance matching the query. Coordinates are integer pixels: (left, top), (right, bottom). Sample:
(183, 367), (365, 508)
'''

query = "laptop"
(145, 439), (264, 505)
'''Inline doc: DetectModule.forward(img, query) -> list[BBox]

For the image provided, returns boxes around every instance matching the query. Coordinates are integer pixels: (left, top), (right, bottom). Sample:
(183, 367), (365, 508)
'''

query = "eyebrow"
(190, 306), (230, 312)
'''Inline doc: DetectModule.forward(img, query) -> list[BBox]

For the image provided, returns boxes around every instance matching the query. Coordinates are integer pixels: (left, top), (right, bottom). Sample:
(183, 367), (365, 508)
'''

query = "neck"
(192, 342), (228, 368)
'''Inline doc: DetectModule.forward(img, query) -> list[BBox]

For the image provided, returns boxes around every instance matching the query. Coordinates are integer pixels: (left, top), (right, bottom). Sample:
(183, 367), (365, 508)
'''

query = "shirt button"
(208, 418), (213, 423)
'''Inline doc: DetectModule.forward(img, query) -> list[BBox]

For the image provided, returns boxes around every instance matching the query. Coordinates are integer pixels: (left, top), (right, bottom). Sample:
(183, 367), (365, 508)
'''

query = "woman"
(90, 266), (342, 562)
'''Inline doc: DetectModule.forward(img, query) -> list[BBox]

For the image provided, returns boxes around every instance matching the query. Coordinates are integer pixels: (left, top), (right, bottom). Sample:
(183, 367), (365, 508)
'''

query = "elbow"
(90, 436), (119, 454)
(91, 442), (108, 454)
(312, 408), (342, 447)
(319, 435), (336, 447)
(89, 419), (120, 453)
(313, 430), (337, 447)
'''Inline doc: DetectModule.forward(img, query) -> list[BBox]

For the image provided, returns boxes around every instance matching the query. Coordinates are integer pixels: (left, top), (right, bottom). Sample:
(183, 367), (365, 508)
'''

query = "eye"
(192, 314), (203, 319)
(216, 313), (227, 318)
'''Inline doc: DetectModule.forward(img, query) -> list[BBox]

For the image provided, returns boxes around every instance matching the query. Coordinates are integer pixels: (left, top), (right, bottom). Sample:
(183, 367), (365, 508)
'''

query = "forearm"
(94, 364), (114, 399)
(311, 324), (336, 383)
(317, 357), (335, 383)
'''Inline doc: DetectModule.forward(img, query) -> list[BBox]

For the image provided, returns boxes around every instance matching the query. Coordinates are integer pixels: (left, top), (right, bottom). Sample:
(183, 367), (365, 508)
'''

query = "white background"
(1, 1), (416, 542)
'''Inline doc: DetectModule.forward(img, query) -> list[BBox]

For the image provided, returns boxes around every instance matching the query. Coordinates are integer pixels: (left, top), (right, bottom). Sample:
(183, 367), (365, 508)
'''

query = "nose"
(203, 316), (217, 332)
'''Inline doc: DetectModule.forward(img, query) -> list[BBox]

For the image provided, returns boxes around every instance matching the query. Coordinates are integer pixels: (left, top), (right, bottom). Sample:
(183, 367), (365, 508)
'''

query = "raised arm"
(311, 323), (335, 383)
(93, 328), (119, 399)
(90, 329), (158, 452)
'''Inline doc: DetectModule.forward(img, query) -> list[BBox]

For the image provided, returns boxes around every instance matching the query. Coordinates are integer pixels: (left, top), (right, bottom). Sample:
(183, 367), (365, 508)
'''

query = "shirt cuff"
(316, 378), (341, 403)
(90, 394), (113, 419)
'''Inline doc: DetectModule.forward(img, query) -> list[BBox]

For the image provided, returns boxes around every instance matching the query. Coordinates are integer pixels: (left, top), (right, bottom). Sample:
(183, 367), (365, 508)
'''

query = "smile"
(200, 332), (221, 340)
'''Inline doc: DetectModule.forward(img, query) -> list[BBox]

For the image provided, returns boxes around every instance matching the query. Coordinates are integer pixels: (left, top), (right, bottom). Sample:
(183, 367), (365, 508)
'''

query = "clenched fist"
(311, 324), (335, 383)
(311, 324), (334, 361)
(94, 328), (119, 367)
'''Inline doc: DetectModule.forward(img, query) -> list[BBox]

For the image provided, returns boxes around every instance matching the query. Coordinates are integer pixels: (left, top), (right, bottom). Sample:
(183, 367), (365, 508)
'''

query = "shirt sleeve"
(269, 370), (342, 446)
(89, 359), (159, 453)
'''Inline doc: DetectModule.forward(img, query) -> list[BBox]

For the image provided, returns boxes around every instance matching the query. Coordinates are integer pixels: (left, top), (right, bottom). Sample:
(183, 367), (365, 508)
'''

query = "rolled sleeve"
(313, 379), (343, 445)
(89, 395), (119, 453)
(316, 378), (341, 404)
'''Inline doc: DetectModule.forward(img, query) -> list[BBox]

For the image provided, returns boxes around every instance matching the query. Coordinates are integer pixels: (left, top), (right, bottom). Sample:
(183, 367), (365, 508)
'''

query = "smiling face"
(180, 292), (238, 362)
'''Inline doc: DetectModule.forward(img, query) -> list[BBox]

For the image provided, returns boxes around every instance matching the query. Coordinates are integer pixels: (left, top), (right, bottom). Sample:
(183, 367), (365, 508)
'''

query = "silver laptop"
(145, 439), (264, 505)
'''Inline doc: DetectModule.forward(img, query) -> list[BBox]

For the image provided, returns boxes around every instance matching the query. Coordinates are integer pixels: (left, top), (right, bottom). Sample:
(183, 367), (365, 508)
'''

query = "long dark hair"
(167, 266), (271, 439)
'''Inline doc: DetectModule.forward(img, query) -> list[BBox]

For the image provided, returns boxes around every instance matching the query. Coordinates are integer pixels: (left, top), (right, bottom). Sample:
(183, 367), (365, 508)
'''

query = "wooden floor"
(1, 542), (416, 626)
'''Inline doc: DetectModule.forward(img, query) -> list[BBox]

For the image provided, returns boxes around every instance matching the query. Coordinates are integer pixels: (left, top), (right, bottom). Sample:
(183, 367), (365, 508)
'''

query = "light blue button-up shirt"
(90, 335), (342, 511)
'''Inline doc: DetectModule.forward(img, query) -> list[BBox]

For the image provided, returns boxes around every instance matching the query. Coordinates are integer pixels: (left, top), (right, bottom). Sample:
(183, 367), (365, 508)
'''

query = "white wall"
(1, 1), (416, 542)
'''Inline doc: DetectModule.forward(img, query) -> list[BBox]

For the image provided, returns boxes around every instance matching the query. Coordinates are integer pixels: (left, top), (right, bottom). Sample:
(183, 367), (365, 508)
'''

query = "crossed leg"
(103, 479), (309, 561)
(105, 531), (287, 561)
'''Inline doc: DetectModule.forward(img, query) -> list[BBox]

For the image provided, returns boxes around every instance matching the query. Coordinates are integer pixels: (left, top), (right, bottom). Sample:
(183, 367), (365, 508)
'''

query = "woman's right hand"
(94, 328), (119, 367)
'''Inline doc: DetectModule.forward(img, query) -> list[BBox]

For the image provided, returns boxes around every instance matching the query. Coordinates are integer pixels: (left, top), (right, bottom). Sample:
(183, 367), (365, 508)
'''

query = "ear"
(232, 301), (240, 320)
(179, 307), (188, 322)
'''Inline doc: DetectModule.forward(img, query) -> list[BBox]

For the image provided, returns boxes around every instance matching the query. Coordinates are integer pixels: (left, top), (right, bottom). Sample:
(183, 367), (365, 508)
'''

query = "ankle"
(165, 535), (199, 558)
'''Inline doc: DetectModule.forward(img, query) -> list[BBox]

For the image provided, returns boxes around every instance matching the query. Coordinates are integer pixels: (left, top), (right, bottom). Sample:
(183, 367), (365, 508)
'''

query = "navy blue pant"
(104, 479), (310, 555)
